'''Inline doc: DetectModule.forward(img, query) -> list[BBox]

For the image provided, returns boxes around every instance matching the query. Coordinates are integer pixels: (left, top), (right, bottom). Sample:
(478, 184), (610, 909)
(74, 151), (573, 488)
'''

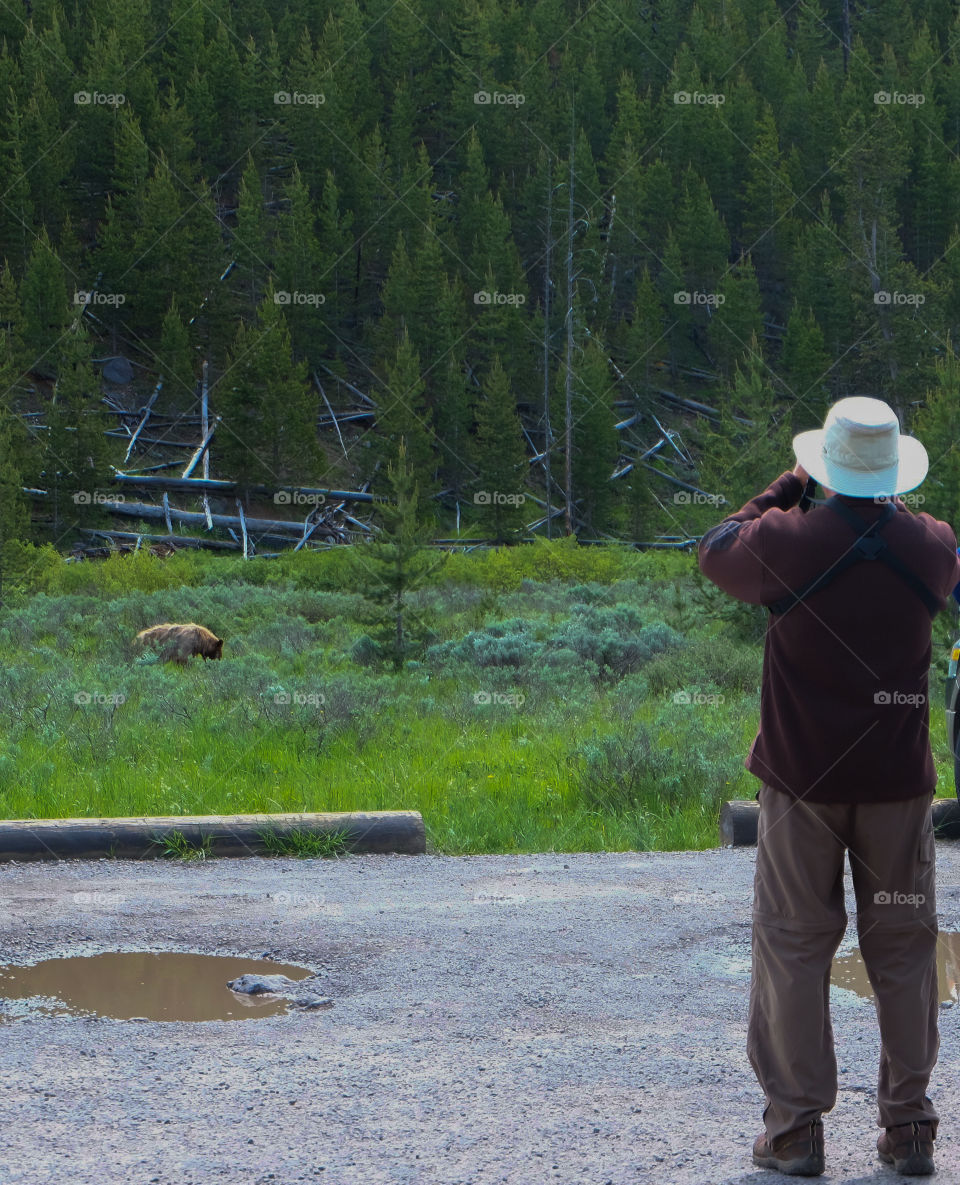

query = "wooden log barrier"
(720, 797), (960, 847)
(0, 810), (426, 862)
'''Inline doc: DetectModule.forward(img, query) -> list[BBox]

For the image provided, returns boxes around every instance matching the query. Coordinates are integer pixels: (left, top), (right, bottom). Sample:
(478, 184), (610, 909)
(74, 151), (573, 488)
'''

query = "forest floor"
(0, 846), (958, 1185)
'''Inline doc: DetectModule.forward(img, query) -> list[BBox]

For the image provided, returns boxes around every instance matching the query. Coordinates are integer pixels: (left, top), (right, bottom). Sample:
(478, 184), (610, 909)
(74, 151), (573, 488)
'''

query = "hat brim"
(793, 429), (929, 497)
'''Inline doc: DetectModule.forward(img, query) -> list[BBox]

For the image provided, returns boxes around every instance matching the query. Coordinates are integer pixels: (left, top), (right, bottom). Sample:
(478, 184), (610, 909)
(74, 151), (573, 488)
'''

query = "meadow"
(0, 538), (956, 854)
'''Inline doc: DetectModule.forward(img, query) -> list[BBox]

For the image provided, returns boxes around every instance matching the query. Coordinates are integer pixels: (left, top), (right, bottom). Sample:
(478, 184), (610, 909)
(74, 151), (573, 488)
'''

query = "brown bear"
(135, 623), (224, 665)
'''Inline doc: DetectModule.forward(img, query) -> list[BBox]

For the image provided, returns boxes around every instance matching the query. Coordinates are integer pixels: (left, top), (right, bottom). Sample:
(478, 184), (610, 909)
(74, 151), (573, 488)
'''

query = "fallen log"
(0, 810), (426, 861)
(77, 529), (245, 552)
(95, 499), (346, 539)
(720, 797), (960, 847)
(111, 474), (376, 501)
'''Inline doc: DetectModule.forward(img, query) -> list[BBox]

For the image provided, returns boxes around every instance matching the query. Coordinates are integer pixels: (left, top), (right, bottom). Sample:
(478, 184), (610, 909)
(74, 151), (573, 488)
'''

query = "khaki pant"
(747, 782), (940, 1141)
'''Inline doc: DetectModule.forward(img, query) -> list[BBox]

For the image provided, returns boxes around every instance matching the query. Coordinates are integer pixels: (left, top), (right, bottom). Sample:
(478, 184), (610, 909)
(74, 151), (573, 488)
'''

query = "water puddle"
(832, 931), (960, 1004)
(0, 952), (317, 1022)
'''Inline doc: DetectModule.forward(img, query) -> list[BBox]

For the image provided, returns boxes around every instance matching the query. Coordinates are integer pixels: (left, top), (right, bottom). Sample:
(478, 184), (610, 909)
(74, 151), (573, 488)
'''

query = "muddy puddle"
(0, 952), (317, 1022)
(832, 931), (960, 1004)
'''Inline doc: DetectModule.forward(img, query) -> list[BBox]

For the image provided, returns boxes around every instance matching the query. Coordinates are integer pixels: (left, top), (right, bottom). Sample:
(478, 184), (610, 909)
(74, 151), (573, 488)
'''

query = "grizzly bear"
(135, 623), (224, 665)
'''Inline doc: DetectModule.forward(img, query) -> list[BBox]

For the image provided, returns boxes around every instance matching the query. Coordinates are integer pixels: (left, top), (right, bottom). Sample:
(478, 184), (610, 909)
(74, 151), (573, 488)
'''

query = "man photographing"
(698, 397), (960, 1176)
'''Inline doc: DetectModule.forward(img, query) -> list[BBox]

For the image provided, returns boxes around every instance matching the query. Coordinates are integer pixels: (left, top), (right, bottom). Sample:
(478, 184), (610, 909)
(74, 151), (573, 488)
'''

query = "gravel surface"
(0, 844), (958, 1185)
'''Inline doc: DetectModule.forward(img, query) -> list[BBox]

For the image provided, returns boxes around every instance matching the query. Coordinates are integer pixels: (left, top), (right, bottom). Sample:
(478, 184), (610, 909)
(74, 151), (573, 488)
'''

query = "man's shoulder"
(905, 506), (959, 567)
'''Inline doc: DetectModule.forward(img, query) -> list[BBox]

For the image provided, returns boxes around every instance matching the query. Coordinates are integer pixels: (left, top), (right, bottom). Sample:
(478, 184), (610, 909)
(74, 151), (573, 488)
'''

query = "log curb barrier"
(0, 810), (426, 862)
(720, 798), (960, 847)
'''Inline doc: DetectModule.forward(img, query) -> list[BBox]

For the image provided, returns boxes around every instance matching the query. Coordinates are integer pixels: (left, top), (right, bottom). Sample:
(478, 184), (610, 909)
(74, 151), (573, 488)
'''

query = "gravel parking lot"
(0, 845), (958, 1185)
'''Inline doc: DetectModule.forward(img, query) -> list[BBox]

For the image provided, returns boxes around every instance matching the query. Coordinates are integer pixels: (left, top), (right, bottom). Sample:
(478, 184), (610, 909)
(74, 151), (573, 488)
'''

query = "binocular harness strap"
(767, 497), (940, 618)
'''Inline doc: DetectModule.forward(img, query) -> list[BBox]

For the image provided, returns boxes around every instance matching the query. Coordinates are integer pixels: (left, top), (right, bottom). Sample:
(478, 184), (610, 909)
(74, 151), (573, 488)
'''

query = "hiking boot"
(752, 1118), (825, 1176)
(877, 1120), (937, 1176)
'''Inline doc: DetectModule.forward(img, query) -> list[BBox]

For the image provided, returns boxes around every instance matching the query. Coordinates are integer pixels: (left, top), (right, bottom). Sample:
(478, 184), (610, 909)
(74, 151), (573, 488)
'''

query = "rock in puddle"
(226, 973), (333, 1011)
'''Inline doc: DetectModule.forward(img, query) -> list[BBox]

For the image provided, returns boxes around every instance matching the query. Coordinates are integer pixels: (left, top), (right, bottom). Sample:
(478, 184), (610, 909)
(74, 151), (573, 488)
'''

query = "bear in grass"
(135, 623), (224, 665)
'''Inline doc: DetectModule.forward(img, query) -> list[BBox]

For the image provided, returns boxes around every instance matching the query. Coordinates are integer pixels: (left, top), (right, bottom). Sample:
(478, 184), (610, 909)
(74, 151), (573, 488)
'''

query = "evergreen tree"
(375, 327), (436, 496)
(471, 355), (527, 543)
(158, 296), (198, 413)
(0, 260), (26, 386)
(707, 253), (764, 377)
(19, 229), (69, 379)
(911, 336), (960, 531)
(235, 153), (269, 307)
(274, 164), (324, 363)
(700, 334), (789, 518)
(0, 331), (31, 597)
(349, 439), (443, 670)
(41, 324), (112, 542)
(779, 304), (833, 430)
(217, 280), (322, 501)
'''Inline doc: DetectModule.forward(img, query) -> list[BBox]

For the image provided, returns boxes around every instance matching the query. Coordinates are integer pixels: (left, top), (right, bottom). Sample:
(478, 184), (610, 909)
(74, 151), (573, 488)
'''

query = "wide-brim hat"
(792, 396), (928, 498)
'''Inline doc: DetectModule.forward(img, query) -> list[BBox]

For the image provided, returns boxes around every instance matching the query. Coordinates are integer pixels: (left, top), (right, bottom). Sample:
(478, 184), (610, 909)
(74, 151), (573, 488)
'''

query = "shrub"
(643, 634), (762, 696)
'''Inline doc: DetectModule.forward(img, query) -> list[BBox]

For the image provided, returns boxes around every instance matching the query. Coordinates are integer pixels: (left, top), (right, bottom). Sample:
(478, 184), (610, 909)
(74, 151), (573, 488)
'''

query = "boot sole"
(878, 1150), (935, 1176)
(752, 1152), (825, 1176)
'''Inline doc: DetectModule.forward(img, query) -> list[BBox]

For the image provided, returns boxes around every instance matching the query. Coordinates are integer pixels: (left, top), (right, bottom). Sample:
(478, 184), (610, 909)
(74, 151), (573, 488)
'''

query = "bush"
(568, 724), (674, 812)
(553, 608), (683, 680)
(350, 634), (382, 666)
(643, 633), (762, 696)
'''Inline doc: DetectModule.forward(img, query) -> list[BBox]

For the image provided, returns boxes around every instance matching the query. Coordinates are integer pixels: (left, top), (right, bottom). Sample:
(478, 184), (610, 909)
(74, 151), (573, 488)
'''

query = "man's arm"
(697, 470), (805, 604)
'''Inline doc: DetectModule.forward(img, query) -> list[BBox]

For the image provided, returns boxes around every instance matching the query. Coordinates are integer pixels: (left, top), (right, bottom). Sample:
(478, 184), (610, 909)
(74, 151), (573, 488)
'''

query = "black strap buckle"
(854, 532), (886, 560)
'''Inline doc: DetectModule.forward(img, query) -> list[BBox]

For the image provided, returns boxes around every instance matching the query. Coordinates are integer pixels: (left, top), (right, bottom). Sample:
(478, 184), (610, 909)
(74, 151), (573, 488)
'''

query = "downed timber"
(123, 380), (162, 463)
(654, 387), (754, 428)
(313, 372), (349, 462)
(95, 499), (348, 538)
(315, 362), (377, 407)
(120, 461), (184, 474)
(640, 463), (726, 503)
(111, 474), (376, 501)
(720, 798), (960, 847)
(105, 432), (198, 446)
(200, 360), (212, 529)
(77, 529), (246, 552)
(182, 417), (219, 478)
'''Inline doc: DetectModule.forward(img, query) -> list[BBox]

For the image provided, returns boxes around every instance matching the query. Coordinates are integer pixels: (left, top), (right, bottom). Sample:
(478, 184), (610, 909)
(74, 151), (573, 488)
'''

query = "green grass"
(153, 829), (214, 861)
(0, 539), (955, 852)
(257, 827), (353, 858)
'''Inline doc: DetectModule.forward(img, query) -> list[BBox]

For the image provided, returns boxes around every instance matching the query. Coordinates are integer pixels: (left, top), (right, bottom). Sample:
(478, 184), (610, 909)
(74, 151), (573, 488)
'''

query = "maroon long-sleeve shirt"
(698, 471), (960, 803)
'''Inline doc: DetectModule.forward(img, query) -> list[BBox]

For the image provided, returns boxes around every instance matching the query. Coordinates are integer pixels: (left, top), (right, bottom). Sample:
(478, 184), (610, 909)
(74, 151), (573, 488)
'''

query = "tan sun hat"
(792, 396), (928, 498)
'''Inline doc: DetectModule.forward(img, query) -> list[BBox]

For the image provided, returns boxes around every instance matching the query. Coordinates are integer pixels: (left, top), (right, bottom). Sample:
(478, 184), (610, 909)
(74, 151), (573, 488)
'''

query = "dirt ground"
(0, 844), (958, 1185)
